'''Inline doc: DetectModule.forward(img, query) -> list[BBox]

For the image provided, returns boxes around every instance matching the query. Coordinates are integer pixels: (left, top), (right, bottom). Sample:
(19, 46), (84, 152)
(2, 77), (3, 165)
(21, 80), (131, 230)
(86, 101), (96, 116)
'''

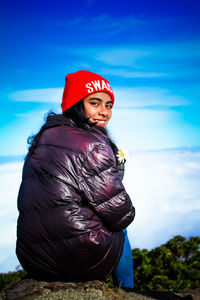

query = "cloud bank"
(124, 149), (200, 249)
(0, 162), (23, 272)
(0, 148), (200, 272)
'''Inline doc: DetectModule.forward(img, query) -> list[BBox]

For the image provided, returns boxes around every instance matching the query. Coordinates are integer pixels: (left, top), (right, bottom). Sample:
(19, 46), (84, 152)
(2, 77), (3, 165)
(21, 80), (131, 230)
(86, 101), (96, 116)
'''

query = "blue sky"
(1, 0), (200, 155)
(0, 0), (200, 272)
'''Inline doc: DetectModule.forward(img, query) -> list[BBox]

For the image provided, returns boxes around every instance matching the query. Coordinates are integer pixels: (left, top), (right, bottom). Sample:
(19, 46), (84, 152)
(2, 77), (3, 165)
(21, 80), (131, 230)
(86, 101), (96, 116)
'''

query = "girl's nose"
(99, 105), (107, 116)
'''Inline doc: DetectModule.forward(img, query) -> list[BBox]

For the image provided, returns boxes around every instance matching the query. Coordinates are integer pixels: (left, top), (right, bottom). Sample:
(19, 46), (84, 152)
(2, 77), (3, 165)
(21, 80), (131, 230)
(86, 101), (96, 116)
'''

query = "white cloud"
(108, 107), (186, 151)
(0, 162), (23, 272)
(147, 39), (200, 60)
(4, 84), (197, 157)
(95, 49), (149, 66)
(0, 162), (23, 216)
(101, 68), (165, 78)
(4, 86), (194, 155)
(113, 87), (189, 107)
(0, 149), (200, 272)
(0, 246), (20, 273)
(94, 40), (200, 66)
(9, 86), (189, 108)
(124, 149), (200, 249)
(9, 88), (63, 103)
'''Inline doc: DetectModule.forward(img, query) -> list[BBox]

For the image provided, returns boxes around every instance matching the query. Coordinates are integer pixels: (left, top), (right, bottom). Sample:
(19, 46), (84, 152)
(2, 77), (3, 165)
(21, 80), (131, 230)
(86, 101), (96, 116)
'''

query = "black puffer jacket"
(16, 115), (135, 281)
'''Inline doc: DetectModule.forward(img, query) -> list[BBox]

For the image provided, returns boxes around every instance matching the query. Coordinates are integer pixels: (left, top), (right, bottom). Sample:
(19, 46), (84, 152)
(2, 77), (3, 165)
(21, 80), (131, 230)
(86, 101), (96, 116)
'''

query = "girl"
(16, 70), (135, 288)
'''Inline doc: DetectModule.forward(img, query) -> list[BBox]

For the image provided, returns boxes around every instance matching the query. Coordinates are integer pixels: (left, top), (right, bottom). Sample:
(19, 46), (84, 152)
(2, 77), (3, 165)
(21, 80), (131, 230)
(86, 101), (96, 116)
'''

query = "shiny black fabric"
(16, 115), (135, 281)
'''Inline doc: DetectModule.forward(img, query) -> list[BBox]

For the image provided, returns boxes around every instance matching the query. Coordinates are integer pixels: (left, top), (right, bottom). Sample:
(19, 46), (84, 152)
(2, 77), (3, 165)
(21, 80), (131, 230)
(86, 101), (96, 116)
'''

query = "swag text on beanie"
(61, 70), (114, 112)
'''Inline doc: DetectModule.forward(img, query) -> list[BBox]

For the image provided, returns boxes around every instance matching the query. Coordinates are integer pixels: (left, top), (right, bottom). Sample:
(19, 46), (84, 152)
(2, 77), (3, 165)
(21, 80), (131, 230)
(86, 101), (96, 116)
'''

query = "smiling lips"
(94, 119), (107, 126)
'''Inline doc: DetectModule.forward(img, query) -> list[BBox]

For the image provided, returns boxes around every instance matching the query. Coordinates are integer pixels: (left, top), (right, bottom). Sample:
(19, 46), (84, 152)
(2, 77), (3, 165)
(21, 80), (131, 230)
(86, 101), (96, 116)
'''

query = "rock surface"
(0, 279), (199, 300)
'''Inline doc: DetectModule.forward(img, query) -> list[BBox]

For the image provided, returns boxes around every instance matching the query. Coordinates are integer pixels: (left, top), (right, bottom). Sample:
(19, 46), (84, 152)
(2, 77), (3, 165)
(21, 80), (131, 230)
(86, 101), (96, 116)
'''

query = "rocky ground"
(0, 279), (200, 300)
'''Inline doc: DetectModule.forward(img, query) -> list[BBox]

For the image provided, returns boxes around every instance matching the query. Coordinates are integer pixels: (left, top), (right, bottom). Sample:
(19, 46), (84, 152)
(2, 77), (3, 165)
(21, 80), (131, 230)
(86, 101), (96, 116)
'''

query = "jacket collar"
(45, 114), (75, 129)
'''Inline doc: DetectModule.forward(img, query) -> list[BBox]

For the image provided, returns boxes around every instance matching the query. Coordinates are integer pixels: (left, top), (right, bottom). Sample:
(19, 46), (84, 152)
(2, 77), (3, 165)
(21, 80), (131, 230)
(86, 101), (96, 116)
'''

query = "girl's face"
(83, 92), (113, 127)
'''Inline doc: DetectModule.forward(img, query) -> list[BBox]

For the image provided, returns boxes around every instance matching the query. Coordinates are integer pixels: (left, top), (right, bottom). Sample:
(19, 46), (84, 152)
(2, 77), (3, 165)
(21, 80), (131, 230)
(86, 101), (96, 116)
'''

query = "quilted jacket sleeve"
(79, 141), (135, 232)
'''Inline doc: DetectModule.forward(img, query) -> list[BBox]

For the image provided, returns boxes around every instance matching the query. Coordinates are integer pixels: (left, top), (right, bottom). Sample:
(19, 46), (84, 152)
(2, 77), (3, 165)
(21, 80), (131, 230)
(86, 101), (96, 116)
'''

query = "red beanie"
(61, 70), (114, 112)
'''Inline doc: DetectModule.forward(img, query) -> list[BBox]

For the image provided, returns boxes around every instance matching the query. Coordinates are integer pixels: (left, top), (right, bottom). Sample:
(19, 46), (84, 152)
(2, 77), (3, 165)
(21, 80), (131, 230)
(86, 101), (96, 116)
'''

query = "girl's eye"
(106, 104), (112, 109)
(90, 102), (98, 106)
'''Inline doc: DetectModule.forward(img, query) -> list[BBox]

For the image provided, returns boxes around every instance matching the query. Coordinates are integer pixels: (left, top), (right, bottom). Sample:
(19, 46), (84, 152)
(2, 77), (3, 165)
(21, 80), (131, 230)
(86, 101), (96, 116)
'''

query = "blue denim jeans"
(113, 229), (134, 288)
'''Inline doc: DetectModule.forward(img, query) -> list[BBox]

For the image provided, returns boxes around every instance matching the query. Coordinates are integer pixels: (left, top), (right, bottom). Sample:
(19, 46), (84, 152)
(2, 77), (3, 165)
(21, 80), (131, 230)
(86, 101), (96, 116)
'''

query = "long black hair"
(27, 100), (119, 157)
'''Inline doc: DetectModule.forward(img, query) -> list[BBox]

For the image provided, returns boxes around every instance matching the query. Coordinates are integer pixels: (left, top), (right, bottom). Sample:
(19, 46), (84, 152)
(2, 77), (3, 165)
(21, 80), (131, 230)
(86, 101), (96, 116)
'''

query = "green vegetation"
(1, 235), (200, 292)
(107, 235), (200, 291)
(132, 235), (200, 291)
(0, 266), (27, 291)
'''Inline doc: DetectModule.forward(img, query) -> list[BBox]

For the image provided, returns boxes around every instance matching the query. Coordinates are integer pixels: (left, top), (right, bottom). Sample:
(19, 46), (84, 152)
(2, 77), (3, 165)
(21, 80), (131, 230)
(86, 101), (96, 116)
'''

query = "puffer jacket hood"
(16, 114), (135, 281)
